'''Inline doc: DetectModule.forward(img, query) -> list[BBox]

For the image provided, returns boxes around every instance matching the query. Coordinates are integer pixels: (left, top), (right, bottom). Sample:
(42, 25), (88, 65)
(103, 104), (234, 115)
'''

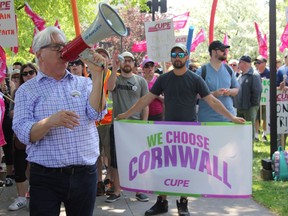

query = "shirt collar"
(36, 70), (74, 82)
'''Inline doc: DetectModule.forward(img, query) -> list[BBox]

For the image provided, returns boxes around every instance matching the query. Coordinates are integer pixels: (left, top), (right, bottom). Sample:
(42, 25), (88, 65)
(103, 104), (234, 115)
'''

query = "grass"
(252, 138), (288, 216)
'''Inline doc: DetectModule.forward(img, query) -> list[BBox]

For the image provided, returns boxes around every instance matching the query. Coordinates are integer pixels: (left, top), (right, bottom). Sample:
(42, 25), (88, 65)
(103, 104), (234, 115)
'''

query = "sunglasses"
(229, 64), (237, 67)
(21, 70), (35, 76)
(254, 61), (262, 65)
(144, 63), (154, 68)
(171, 52), (186, 58)
(69, 60), (83, 67)
(40, 43), (65, 52)
(215, 48), (226, 52)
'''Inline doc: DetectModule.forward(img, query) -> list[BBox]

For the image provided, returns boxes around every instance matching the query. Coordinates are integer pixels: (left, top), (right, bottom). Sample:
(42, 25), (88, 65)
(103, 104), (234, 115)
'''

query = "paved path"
(0, 183), (276, 216)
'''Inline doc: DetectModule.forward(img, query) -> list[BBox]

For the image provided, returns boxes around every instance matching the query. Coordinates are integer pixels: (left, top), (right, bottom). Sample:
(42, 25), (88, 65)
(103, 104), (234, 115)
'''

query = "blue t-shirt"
(196, 63), (239, 122)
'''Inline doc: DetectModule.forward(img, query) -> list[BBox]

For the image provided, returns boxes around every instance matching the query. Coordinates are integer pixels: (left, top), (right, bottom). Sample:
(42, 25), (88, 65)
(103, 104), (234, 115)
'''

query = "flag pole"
(209, 0), (218, 44)
(70, 0), (88, 77)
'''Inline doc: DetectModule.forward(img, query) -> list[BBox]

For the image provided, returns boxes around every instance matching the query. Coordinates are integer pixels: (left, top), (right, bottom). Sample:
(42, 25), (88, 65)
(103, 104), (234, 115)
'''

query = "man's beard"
(218, 55), (227, 61)
(121, 65), (132, 73)
(172, 60), (186, 69)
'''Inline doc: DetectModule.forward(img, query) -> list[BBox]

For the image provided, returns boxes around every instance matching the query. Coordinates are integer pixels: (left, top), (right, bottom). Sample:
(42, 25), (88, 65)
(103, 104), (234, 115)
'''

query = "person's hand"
(112, 50), (121, 70)
(116, 113), (127, 120)
(214, 88), (227, 97)
(231, 116), (246, 124)
(47, 110), (80, 129)
(81, 49), (107, 75)
(223, 89), (231, 96)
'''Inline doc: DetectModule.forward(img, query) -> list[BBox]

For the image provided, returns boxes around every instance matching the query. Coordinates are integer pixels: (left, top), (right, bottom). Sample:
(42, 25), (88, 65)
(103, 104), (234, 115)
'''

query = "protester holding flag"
(12, 26), (107, 216)
(116, 43), (245, 216)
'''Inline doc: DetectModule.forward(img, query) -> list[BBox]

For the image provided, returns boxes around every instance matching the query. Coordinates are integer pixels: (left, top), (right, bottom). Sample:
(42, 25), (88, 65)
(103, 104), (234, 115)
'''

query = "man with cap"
(106, 51), (149, 203)
(115, 43), (245, 216)
(196, 40), (240, 122)
(234, 55), (262, 141)
(141, 58), (164, 121)
(254, 55), (270, 141)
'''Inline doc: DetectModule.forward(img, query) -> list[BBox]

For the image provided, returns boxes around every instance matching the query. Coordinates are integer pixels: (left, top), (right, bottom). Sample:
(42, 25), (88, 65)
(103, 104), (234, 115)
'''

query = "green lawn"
(252, 139), (288, 216)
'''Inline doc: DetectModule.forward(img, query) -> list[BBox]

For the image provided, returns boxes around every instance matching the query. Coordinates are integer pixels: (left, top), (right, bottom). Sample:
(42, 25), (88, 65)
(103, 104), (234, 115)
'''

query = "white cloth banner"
(114, 121), (252, 198)
(145, 19), (175, 62)
(0, 0), (18, 47)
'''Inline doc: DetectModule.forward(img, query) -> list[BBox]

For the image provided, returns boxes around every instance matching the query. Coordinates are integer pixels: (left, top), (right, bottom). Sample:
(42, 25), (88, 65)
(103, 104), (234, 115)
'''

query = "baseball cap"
(95, 48), (110, 58)
(121, 51), (135, 60)
(239, 55), (252, 63)
(141, 58), (154, 69)
(254, 55), (267, 63)
(208, 40), (230, 53)
(171, 43), (187, 53)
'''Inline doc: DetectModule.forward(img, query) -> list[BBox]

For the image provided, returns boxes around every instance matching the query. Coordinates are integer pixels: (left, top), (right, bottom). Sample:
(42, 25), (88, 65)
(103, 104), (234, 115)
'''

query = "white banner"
(145, 19), (175, 62)
(266, 90), (288, 134)
(114, 121), (252, 198)
(0, 0), (18, 47)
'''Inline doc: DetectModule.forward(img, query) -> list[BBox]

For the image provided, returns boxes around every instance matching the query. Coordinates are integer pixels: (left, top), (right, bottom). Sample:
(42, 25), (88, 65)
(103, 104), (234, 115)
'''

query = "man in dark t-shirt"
(116, 43), (245, 216)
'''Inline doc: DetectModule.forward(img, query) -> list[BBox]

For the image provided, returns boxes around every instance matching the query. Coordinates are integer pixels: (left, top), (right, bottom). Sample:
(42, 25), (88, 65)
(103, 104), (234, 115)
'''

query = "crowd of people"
(0, 25), (288, 216)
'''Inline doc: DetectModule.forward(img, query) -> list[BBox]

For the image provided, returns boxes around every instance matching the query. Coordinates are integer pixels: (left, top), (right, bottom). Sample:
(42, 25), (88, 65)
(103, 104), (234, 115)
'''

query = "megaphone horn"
(61, 3), (127, 62)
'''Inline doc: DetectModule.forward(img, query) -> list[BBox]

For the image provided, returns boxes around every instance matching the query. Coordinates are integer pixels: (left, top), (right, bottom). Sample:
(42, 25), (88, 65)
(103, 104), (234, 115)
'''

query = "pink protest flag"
(254, 22), (268, 59)
(54, 19), (61, 29)
(24, 2), (46, 31)
(190, 28), (205, 52)
(131, 41), (147, 52)
(0, 98), (6, 147)
(279, 23), (288, 52)
(173, 12), (190, 30)
(0, 46), (6, 84)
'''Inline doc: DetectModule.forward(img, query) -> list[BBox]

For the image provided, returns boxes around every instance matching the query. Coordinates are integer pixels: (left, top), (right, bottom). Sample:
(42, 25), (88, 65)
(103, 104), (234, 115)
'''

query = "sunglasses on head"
(21, 70), (35, 76)
(144, 63), (154, 68)
(171, 52), (186, 58)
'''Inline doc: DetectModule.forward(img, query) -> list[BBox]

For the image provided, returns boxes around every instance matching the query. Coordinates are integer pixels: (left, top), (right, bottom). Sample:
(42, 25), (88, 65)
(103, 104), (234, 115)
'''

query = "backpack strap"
(201, 64), (232, 81)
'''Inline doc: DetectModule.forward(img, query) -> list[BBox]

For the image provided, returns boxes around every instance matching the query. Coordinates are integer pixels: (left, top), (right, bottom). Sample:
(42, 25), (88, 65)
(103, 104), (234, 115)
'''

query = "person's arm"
(223, 87), (239, 97)
(82, 51), (107, 112)
(116, 92), (157, 120)
(141, 106), (149, 120)
(203, 94), (245, 124)
(30, 110), (80, 142)
(107, 51), (120, 91)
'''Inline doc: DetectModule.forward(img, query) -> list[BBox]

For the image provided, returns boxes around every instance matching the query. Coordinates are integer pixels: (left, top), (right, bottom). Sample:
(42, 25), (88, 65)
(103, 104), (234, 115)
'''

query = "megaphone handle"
(79, 49), (104, 68)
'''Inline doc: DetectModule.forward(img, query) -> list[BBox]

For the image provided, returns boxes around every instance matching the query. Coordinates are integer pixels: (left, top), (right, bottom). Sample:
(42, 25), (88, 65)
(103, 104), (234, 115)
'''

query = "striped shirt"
(12, 71), (107, 167)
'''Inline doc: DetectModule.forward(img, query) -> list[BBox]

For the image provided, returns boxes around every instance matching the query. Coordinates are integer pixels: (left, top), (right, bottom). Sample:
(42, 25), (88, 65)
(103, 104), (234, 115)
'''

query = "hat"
(239, 55), (252, 63)
(255, 55), (267, 63)
(208, 40), (230, 53)
(141, 58), (154, 69)
(121, 51), (135, 60)
(95, 48), (110, 58)
(171, 43), (187, 53)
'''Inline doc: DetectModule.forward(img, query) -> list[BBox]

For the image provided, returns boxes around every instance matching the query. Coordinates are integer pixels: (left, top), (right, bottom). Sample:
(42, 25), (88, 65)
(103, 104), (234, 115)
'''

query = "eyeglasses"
(21, 70), (35, 76)
(144, 63), (154, 68)
(40, 43), (65, 52)
(11, 75), (20, 79)
(215, 48), (226, 52)
(68, 60), (83, 67)
(229, 64), (237, 67)
(254, 61), (262, 65)
(171, 52), (186, 58)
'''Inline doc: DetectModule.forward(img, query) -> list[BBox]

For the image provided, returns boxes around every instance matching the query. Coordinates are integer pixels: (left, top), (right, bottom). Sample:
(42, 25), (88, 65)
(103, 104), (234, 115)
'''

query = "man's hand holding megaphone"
(81, 49), (108, 75)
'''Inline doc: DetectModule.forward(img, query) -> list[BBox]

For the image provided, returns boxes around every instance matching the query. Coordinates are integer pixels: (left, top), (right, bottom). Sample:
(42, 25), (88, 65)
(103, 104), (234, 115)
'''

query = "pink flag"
(279, 23), (288, 52)
(24, 2), (46, 31)
(0, 98), (6, 147)
(131, 41), (147, 52)
(0, 46), (6, 84)
(190, 29), (205, 52)
(54, 19), (61, 29)
(173, 12), (190, 30)
(254, 22), (268, 59)
(223, 33), (229, 62)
